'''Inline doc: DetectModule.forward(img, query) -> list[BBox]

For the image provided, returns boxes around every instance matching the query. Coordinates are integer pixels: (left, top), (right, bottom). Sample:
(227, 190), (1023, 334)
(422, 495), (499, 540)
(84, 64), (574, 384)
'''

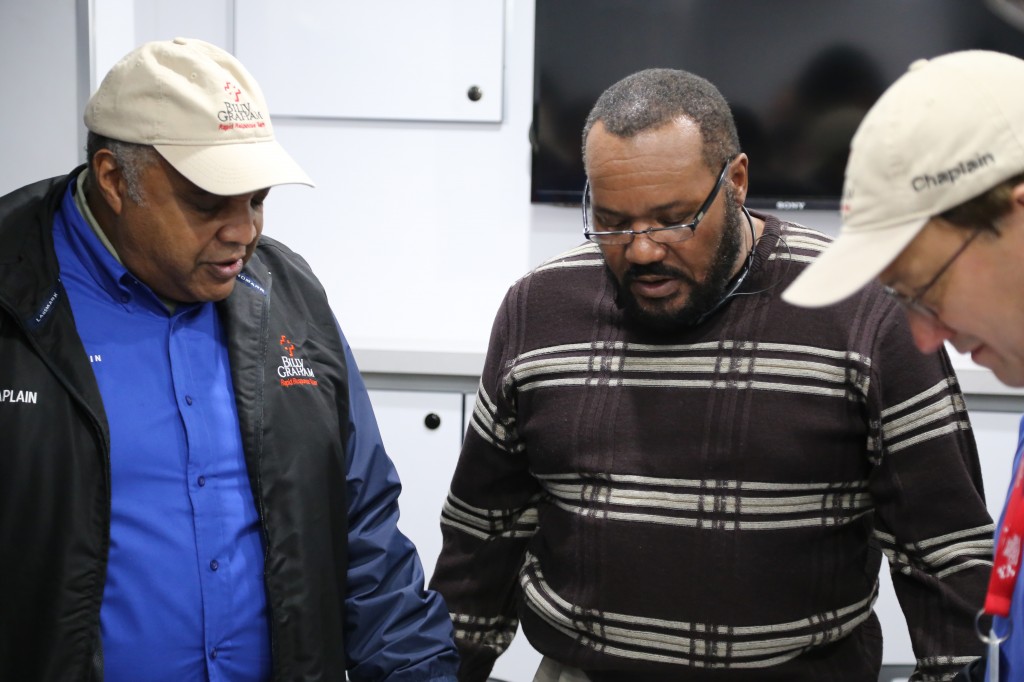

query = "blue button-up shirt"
(52, 179), (270, 681)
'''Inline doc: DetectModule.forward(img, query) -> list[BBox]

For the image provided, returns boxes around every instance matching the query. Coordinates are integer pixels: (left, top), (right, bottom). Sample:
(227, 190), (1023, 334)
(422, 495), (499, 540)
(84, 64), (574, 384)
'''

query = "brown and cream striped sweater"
(430, 214), (992, 682)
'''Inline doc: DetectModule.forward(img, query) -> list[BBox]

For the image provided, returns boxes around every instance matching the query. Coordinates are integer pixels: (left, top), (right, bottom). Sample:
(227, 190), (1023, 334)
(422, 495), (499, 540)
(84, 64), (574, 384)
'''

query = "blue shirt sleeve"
(337, 324), (459, 682)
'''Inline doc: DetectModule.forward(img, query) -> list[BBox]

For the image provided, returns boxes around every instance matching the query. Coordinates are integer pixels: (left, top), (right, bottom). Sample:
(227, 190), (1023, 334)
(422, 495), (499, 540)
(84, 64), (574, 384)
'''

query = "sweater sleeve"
(428, 287), (543, 682)
(866, 303), (992, 681)
(339, 325), (460, 682)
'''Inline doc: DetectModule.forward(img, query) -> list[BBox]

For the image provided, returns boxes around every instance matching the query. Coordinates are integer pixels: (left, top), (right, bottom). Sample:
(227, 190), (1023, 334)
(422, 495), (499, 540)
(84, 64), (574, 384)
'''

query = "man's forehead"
(588, 144), (709, 189)
(153, 154), (201, 191)
(587, 119), (702, 160)
(588, 148), (713, 201)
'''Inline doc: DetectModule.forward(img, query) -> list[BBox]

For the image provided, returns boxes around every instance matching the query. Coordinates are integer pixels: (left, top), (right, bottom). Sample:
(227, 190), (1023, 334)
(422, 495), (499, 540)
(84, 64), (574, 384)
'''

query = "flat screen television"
(531, 0), (1024, 210)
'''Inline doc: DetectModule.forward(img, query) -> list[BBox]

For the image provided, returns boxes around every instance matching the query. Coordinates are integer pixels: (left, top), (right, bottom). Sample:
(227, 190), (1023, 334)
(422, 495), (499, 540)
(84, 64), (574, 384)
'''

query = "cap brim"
(155, 139), (314, 195)
(781, 216), (927, 308)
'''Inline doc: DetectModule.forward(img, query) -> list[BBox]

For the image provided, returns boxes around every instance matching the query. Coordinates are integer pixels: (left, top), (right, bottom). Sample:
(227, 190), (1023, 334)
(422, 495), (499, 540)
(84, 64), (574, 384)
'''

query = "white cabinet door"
(368, 389), (463, 584)
(235, 0), (505, 122)
(875, 409), (1019, 664)
(369, 389), (543, 681)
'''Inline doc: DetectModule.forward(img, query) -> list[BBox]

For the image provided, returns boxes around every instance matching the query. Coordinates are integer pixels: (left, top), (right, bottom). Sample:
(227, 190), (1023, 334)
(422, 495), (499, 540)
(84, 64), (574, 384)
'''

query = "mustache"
(622, 263), (697, 287)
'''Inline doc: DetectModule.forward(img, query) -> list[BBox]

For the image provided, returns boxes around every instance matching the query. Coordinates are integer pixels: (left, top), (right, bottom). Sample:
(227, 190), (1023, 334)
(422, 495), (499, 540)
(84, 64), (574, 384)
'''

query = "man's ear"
(90, 148), (127, 215)
(728, 153), (749, 205)
(997, 182), (1024, 236)
(1012, 181), (1024, 212)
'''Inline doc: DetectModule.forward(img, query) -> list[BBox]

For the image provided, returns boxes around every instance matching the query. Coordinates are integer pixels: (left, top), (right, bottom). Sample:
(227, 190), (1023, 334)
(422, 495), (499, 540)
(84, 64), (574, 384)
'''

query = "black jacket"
(0, 170), (353, 680)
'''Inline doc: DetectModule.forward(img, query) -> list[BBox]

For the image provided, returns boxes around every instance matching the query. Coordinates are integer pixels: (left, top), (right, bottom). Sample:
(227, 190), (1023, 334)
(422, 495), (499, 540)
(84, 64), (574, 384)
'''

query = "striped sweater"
(429, 214), (992, 682)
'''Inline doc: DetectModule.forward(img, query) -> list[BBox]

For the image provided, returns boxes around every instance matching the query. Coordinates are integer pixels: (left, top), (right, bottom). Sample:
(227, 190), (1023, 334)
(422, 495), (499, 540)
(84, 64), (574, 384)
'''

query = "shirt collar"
(73, 171), (124, 265)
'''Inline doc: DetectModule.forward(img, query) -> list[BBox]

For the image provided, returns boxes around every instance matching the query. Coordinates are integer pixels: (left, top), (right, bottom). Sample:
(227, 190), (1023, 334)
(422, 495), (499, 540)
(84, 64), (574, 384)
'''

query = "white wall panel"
(235, 1), (504, 122)
(0, 2), (81, 195)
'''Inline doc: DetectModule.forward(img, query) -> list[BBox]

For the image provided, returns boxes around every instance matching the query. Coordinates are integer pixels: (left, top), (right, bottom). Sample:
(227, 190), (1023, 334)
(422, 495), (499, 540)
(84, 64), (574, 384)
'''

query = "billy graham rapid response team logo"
(277, 335), (318, 388)
(217, 81), (266, 131)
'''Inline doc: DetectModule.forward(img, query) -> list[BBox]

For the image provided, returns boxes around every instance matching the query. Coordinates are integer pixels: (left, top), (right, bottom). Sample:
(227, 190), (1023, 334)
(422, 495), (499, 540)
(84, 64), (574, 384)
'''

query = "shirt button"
(210, 559), (219, 571)
(185, 395), (193, 406)
(198, 475), (206, 487)
(120, 294), (129, 303)
(210, 648), (218, 660)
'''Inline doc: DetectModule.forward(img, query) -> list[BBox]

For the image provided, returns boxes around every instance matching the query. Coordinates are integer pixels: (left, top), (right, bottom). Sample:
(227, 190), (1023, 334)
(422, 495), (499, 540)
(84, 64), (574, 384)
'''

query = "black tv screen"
(531, 0), (1024, 210)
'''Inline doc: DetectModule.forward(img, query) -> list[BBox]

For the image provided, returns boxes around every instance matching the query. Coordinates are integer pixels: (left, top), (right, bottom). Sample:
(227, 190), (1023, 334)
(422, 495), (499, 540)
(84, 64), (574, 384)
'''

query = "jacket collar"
(0, 169), (82, 319)
(0, 166), (110, 445)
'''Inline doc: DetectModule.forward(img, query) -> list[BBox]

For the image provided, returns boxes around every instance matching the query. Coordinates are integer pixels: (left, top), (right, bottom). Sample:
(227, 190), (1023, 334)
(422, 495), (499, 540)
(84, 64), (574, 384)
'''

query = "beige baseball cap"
(84, 37), (313, 195)
(783, 50), (1024, 308)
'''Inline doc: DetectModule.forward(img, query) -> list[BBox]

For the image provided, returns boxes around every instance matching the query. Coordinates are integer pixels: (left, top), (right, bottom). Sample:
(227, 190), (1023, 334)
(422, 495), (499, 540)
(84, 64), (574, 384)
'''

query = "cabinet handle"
(424, 413), (441, 430)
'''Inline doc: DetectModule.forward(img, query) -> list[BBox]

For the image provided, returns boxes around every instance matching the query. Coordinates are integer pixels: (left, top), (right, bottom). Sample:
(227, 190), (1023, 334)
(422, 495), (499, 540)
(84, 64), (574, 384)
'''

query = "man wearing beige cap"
(0, 38), (457, 681)
(783, 49), (1024, 681)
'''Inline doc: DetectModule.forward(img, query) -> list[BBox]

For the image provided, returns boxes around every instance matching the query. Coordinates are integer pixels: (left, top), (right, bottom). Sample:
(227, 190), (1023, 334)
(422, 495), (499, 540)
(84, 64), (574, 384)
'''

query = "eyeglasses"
(883, 229), (981, 319)
(582, 157), (733, 245)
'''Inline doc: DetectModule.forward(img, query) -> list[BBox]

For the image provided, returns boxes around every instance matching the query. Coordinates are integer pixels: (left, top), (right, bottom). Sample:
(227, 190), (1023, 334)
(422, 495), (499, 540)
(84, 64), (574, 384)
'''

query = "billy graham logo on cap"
(840, 185), (854, 220)
(84, 37), (313, 196)
(217, 80), (266, 130)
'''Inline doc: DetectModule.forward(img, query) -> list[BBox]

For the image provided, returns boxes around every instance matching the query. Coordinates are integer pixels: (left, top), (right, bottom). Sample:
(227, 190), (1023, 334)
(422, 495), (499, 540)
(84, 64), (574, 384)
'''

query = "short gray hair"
(85, 131), (158, 205)
(582, 68), (740, 172)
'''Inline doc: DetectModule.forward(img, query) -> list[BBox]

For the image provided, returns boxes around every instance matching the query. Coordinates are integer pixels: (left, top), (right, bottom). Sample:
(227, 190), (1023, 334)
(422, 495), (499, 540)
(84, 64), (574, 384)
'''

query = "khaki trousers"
(532, 656), (592, 682)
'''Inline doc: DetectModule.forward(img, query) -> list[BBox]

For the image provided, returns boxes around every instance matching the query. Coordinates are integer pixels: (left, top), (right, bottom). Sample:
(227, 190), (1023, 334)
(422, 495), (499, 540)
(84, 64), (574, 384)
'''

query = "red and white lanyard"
(986, 461), (1024, 617)
(981, 458), (1024, 680)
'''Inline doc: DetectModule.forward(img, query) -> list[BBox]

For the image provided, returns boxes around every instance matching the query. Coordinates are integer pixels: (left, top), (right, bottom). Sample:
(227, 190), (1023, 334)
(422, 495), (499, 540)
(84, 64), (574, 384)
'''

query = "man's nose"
(624, 232), (669, 264)
(907, 312), (955, 354)
(219, 200), (259, 245)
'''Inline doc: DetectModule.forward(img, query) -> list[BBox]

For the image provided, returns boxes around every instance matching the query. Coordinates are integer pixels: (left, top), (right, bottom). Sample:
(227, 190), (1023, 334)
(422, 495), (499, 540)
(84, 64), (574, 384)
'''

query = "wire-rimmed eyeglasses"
(582, 157), (734, 245)
(883, 229), (981, 319)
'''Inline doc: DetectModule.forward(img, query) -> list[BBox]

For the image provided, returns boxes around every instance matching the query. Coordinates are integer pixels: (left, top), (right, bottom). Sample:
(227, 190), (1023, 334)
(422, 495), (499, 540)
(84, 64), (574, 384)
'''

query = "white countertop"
(352, 346), (485, 379)
(350, 338), (486, 393)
